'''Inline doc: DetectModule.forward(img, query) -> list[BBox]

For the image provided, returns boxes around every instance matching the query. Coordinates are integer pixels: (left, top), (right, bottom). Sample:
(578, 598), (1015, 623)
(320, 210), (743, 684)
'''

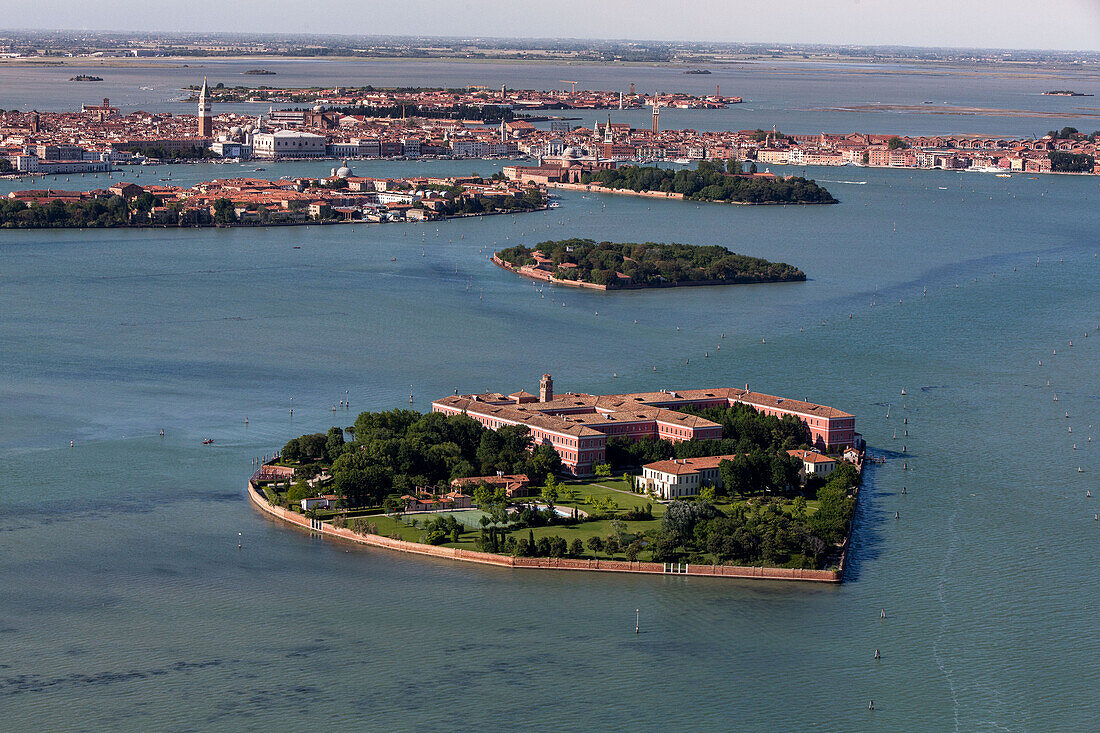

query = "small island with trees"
(69, 75), (103, 82)
(581, 161), (837, 205)
(1041, 90), (1092, 96)
(494, 238), (805, 290)
(248, 400), (863, 582)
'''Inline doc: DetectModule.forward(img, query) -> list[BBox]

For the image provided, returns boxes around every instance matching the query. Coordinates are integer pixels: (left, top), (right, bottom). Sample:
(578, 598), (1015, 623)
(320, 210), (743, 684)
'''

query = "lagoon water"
(2, 65), (1100, 731)
(2, 56), (1100, 136)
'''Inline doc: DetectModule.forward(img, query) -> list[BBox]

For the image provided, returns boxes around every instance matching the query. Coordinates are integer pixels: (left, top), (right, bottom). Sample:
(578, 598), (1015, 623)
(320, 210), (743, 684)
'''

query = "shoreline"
(246, 476), (849, 583)
(491, 253), (804, 291)
(547, 181), (837, 205)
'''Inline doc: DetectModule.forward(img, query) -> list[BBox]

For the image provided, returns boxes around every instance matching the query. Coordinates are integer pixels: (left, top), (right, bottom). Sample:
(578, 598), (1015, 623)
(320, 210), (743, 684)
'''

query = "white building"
(252, 130), (327, 159)
(636, 454), (738, 500)
(301, 495), (339, 511)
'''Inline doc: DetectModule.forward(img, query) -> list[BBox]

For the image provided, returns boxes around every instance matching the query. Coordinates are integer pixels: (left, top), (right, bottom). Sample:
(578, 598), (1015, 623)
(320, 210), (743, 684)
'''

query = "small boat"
(995, 173), (1011, 178)
(202, 438), (214, 445)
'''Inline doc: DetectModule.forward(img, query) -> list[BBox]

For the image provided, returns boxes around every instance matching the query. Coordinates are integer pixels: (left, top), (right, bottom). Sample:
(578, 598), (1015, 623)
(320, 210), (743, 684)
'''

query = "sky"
(6, 0), (1100, 52)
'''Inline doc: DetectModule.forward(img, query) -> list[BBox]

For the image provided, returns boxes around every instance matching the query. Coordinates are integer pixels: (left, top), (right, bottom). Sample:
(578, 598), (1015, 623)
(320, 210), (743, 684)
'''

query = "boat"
(548, 202), (561, 208)
(202, 438), (214, 445)
(253, 167), (266, 172)
(996, 173), (1011, 178)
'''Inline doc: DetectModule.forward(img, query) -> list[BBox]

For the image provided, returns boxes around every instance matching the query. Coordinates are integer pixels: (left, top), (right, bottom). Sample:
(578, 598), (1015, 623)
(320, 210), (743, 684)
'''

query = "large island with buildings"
(248, 374), (863, 582)
(1, 168), (545, 227)
(2, 76), (1097, 179)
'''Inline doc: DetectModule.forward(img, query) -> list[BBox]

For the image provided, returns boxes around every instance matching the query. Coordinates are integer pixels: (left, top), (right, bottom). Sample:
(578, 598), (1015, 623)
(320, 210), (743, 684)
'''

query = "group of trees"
(475, 525), (646, 560)
(0, 194), (131, 228)
(497, 239), (804, 288)
(648, 461), (859, 568)
(582, 161), (837, 204)
(280, 409), (562, 508)
(123, 144), (217, 161)
(439, 187), (544, 216)
(1045, 126), (1100, 140)
(0, 193), (217, 229)
(1048, 151), (1095, 173)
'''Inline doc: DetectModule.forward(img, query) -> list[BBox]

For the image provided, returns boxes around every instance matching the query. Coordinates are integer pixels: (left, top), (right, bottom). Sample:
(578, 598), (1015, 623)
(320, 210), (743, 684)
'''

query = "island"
(580, 161), (838, 205)
(493, 239), (805, 290)
(684, 68), (712, 74)
(1041, 90), (1092, 96)
(249, 377), (863, 581)
(69, 75), (103, 82)
(0, 173), (546, 228)
(243, 69), (276, 75)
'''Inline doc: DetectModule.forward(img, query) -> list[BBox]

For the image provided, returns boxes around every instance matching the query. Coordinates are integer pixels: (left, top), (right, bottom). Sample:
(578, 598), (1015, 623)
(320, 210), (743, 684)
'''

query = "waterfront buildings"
(5, 171), (542, 226)
(2, 81), (1096, 176)
(432, 376), (856, 476)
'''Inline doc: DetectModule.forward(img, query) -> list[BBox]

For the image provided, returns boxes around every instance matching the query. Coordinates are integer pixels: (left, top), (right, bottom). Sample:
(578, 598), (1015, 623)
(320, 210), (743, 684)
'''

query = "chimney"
(540, 374), (553, 403)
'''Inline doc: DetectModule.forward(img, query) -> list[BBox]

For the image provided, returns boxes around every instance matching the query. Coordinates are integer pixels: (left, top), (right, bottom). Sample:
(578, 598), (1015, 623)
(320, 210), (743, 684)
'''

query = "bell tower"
(539, 374), (553, 403)
(198, 77), (213, 137)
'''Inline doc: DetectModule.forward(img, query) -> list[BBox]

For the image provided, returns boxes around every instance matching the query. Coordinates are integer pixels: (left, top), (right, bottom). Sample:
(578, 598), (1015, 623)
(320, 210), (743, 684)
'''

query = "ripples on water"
(1, 158), (1098, 729)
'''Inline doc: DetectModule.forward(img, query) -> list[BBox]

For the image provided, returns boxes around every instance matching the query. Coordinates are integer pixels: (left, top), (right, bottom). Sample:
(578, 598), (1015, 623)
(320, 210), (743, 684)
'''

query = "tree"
(570, 538), (585, 557)
(587, 536), (604, 557)
(281, 437), (302, 463)
(593, 462), (612, 478)
(699, 485), (717, 504)
(133, 192), (159, 213)
(212, 197), (237, 224)
(609, 519), (628, 545)
(661, 500), (720, 544)
(605, 536), (621, 556)
(325, 426), (345, 460)
(540, 476), (560, 506)
(887, 136), (909, 150)
(286, 481), (313, 504)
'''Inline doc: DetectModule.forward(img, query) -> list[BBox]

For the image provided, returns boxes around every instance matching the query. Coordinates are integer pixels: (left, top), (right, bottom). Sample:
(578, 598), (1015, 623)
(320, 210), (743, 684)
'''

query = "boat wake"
(816, 179), (867, 185)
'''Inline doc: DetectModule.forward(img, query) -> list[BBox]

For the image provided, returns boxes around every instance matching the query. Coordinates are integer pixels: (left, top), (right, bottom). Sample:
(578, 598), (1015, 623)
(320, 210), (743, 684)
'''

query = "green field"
(322, 474), (826, 564)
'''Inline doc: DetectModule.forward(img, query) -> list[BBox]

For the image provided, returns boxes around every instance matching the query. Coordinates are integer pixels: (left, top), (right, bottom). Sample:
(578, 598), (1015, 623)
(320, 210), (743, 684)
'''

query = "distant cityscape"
(2, 29), (1098, 65)
(2, 76), (1096, 180)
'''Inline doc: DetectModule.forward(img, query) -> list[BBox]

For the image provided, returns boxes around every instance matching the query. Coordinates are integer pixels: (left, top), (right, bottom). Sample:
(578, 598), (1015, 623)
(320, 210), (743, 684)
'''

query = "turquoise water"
(2, 157), (1099, 730)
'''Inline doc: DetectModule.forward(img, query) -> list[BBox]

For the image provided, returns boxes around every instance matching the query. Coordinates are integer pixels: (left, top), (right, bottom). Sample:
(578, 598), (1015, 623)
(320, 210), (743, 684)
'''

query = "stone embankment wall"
(548, 182), (686, 199)
(490, 254), (609, 290)
(248, 481), (842, 583)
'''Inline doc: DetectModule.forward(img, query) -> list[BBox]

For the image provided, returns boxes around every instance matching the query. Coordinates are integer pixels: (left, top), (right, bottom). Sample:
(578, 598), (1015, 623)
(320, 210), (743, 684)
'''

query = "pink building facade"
(432, 377), (856, 477)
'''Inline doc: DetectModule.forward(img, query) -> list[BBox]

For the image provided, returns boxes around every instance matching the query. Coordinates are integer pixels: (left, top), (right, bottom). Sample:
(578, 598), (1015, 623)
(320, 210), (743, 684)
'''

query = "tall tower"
(197, 77), (213, 137)
(539, 374), (553, 403)
(651, 99), (660, 134)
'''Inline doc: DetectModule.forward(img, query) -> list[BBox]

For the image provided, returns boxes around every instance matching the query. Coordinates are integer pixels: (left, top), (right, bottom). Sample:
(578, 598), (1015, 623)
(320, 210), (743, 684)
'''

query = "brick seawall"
(248, 480), (843, 583)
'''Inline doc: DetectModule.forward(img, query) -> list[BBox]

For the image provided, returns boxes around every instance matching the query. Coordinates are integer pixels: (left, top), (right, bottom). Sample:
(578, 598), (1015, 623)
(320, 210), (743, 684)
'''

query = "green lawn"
(321, 476), (822, 563)
(552, 475), (662, 517)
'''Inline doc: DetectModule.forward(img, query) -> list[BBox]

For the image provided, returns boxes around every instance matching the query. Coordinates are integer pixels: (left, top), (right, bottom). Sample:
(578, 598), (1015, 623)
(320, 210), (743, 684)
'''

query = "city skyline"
(4, 0), (1100, 53)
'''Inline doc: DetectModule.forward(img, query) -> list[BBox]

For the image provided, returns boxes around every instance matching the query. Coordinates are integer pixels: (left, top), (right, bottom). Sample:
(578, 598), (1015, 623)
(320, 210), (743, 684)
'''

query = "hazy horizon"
(4, 0), (1100, 53)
